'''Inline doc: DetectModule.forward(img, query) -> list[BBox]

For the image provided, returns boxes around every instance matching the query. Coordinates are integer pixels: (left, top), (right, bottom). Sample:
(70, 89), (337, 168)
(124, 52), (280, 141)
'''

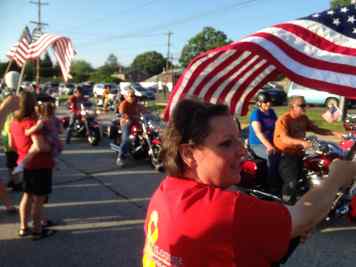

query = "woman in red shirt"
(10, 91), (56, 240)
(143, 99), (356, 267)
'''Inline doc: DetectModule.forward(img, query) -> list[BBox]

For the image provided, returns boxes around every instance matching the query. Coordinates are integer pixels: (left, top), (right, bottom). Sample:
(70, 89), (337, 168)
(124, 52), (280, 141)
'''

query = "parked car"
(121, 82), (155, 101)
(288, 82), (342, 107)
(81, 84), (94, 97)
(252, 82), (287, 106)
(93, 83), (117, 98)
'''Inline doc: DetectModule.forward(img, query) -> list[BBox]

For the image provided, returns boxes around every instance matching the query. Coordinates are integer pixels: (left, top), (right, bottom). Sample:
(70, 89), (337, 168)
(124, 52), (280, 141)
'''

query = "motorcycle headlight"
(80, 111), (86, 116)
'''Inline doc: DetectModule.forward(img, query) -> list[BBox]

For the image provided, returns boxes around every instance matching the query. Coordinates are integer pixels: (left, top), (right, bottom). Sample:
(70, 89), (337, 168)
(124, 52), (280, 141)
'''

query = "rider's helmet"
(256, 91), (272, 105)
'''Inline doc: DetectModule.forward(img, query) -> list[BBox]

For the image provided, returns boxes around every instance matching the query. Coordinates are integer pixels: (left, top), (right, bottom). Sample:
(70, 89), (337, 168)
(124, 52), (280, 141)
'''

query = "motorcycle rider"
(116, 87), (145, 167)
(248, 92), (281, 195)
(274, 96), (343, 204)
(65, 86), (85, 144)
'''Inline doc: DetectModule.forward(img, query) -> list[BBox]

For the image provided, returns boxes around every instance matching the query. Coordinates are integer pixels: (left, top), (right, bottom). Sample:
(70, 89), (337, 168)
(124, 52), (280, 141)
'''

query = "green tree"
(70, 60), (94, 82)
(105, 54), (120, 68)
(330, 0), (352, 8)
(89, 54), (123, 83)
(129, 51), (166, 81)
(179, 26), (231, 68)
(40, 52), (54, 79)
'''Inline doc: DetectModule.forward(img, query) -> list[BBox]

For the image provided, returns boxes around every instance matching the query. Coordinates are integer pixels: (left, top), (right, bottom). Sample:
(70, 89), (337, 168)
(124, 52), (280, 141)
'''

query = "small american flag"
(6, 26), (32, 67)
(165, 4), (356, 119)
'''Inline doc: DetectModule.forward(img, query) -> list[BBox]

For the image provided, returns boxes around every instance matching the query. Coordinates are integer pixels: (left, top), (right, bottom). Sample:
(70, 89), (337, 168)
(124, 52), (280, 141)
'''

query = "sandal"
(31, 229), (57, 241)
(18, 228), (31, 237)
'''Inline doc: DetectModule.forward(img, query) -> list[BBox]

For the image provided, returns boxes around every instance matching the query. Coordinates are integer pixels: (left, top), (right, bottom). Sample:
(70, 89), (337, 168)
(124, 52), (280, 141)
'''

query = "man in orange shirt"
(117, 87), (145, 167)
(273, 96), (342, 204)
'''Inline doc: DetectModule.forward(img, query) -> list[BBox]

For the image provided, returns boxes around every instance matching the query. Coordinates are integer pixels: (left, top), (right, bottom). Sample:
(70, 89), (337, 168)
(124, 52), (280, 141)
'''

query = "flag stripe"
(249, 32), (356, 74)
(252, 25), (356, 66)
(233, 64), (276, 115)
(216, 55), (261, 104)
(238, 39), (356, 88)
(202, 51), (252, 102)
(227, 59), (268, 112)
(274, 22), (356, 56)
(237, 41), (356, 96)
(164, 4), (356, 119)
(167, 51), (222, 117)
(192, 50), (239, 97)
(288, 20), (356, 49)
(183, 50), (238, 100)
(6, 26), (32, 67)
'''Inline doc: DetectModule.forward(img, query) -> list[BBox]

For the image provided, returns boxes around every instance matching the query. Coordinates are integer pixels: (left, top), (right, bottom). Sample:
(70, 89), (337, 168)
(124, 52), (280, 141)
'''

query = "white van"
(287, 82), (341, 107)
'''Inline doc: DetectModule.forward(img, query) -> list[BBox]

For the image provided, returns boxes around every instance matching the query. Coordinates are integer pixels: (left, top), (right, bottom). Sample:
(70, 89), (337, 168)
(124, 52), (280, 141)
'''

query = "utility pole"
(30, 0), (48, 89)
(165, 31), (173, 96)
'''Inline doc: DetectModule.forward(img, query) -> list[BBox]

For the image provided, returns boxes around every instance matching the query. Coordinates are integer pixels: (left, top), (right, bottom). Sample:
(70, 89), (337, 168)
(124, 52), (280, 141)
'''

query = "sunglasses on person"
(295, 103), (306, 109)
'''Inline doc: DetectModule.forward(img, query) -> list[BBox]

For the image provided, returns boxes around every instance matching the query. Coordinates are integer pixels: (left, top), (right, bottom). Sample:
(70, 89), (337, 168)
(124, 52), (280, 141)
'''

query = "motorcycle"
(109, 112), (164, 170)
(240, 135), (352, 220)
(239, 140), (356, 266)
(66, 102), (101, 146)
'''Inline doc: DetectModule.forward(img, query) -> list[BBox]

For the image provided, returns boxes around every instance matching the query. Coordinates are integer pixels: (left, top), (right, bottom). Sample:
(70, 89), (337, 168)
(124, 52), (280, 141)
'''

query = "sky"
(0, 0), (332, 68)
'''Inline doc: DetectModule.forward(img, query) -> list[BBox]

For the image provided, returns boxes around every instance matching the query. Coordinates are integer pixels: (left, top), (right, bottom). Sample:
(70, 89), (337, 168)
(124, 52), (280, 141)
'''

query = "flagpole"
(3, 60), (13, 77)
(16, 61), (27, 95)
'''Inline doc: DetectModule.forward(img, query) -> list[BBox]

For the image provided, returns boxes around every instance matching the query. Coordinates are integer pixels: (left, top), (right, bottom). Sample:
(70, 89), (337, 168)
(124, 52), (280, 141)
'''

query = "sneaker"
(116, 157), (125, 168)
(12, 164), (24, 175)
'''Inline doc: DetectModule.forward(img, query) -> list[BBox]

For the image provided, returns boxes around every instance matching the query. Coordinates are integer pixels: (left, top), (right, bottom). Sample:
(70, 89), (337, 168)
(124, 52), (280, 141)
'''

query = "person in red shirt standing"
(65, 86), (85, 144)
(142, 99), (356, 267)
(10, 91), (56, 240)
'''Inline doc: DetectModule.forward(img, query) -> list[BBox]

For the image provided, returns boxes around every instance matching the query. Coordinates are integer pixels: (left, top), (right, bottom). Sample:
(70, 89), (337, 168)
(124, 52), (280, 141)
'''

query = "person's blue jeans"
(249, 144), (282, 195)
(119, 122), (130, 159)
(65, 113), (77, 143)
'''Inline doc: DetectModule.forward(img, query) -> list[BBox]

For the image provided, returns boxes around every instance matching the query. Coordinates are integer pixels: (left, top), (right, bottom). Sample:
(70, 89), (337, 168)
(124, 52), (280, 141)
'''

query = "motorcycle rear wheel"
(150, 144), (164, 172)
(88, 128), (101, 146)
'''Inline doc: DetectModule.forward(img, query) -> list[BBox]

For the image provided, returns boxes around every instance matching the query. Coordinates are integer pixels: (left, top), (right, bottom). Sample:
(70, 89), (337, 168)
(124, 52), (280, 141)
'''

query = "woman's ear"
(179, 144), (196, 168)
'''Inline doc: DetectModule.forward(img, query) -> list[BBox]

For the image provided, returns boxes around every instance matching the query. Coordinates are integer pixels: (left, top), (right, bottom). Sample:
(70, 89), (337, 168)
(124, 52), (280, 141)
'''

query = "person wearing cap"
(248, 91), (281, 195)
(65, 86), (85, 144)
(274, 96), (343, 204)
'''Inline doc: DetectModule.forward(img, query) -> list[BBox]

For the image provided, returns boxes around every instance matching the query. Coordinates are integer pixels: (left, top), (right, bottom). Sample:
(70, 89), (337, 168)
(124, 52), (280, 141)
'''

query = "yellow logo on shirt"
(143, 210), (159, 267)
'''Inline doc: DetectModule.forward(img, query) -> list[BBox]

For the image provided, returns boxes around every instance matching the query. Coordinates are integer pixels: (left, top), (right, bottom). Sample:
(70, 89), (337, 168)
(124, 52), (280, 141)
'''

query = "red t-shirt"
(68, 95), (84, 113)
(10, 118), (54, 170)
(143, 176), (291, 267)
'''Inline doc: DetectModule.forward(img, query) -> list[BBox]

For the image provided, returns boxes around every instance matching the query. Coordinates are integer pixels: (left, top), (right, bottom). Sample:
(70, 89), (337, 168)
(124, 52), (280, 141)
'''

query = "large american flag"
(6, 29), (75, 82)
(6, 26), (32, 67)
(164, 4), (356, 119)
(28, 33), (76, 82)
